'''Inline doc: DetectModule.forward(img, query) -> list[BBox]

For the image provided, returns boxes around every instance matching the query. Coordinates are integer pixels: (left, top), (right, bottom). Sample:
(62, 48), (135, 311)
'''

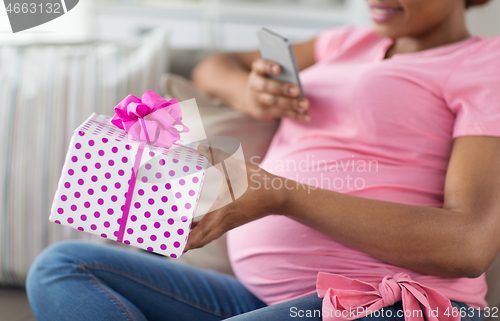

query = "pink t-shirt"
(227, 26), (500, 309)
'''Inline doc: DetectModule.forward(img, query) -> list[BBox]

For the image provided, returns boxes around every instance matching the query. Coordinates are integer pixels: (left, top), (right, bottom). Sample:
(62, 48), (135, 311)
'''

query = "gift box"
(50, 96), (209, 258)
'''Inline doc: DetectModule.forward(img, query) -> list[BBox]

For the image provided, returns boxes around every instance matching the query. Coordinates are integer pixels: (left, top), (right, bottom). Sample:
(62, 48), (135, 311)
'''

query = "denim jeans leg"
(26, 240), (266, 321)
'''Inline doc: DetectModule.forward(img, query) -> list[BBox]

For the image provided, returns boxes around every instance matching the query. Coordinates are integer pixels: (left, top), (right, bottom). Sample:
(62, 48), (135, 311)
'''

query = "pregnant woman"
(27, 0), (500, 320)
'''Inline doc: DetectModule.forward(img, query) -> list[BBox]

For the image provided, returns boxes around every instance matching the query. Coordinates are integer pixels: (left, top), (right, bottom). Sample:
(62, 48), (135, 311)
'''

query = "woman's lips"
(369, 5), (403, 22)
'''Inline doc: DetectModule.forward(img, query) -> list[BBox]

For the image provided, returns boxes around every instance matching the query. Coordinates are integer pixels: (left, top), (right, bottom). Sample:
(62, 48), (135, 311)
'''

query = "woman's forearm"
(192, 53), (250, 111)
(272, 177), (485, 278)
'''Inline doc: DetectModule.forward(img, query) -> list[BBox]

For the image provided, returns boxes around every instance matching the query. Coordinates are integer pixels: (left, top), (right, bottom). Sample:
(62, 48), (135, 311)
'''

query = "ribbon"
(111, 91), (189, 243)
(116, 140), (146, 243)
(317, 272), (460, 321)
(111, 90), (189, 149)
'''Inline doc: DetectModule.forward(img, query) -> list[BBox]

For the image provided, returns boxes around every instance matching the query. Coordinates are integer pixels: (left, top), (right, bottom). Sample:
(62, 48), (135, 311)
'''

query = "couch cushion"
(0, 28), (169, 286)
(162, 73), (279, 163)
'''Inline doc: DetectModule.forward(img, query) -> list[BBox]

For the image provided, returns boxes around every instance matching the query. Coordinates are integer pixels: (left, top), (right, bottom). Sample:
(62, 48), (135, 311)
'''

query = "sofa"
(1, 42), (500, 320)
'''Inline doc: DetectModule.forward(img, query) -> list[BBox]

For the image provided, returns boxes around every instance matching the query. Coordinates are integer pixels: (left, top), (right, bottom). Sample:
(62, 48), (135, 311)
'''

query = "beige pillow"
(160, 73), (279, 275)
(162, 73), (279, 163)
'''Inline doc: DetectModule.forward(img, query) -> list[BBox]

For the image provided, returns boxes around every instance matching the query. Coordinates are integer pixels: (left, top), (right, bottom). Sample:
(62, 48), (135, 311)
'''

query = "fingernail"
(288, 87), (298, 95)
(272, 65), (280, 74)
(299, 100), (307, 109)
(199, 144), (209, 151)
(303, 114), (311, 122)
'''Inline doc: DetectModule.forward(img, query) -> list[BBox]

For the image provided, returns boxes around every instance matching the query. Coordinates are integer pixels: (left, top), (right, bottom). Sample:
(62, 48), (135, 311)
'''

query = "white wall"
(466, 0), (500, 37)
(0, 0), (498, 45)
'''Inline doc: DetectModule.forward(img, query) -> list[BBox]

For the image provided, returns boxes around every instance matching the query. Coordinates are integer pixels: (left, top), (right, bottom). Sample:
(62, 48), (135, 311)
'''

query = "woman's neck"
(385, 12), (471, 59)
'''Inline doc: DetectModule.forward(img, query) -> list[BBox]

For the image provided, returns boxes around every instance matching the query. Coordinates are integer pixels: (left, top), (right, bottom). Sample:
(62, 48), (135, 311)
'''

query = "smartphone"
(257, 27), (305, 98)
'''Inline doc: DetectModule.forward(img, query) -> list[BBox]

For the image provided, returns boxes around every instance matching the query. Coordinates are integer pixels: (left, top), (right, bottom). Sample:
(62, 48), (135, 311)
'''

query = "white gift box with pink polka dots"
(50, 113), (209, 258)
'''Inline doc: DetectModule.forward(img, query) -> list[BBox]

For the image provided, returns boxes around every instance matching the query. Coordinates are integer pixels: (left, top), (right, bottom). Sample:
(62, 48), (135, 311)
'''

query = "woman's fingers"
(190, 220), (200, 230)
(250, 73), (300, 97)
(281, 108), (312, 122)
(185, 210), (226, 252)
(252, 58), (281, 76)
(256, 92), (309, 111)
(254, 94), (311, 122)
(247, 58), (310, 122)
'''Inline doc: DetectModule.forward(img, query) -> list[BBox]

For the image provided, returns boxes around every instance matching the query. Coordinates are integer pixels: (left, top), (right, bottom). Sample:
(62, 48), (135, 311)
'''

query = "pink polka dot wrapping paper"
(49, 113), (209, 258)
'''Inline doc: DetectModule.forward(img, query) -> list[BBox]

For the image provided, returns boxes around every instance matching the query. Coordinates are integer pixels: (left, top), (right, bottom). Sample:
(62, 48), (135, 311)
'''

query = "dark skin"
(187, 0), (500, 278)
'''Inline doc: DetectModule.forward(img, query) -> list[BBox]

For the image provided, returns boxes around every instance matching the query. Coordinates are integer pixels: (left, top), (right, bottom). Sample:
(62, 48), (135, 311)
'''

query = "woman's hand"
(192, 39), (316, 121)
(184, 144), (285, 252)
(241, 58), (311, 122)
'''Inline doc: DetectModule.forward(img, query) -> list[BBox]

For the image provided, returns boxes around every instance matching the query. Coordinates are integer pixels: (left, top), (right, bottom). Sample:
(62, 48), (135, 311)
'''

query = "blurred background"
(1, 0), (500, 48)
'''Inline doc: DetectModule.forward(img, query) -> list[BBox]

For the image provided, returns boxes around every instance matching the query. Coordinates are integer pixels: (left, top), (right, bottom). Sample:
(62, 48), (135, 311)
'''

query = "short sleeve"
(444, 37), (500, 138)
(314, 26), (352, 62)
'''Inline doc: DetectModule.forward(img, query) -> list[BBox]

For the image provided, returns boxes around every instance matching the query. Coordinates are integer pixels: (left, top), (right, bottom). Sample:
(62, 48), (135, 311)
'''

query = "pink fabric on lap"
(229, 26), (500, 310)
(317, 272), (460, 321)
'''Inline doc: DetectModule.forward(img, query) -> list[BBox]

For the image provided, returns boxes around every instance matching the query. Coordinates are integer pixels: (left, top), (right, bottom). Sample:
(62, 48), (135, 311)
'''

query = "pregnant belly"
(227, 215), (488, 309)
(227, 215), (396, 305)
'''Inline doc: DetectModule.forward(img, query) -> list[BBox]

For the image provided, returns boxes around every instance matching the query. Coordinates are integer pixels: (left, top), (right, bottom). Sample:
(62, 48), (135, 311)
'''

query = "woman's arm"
(278, 136), (500, 278)
(191, 39), (316, 121)
(186, 136), (500, 279)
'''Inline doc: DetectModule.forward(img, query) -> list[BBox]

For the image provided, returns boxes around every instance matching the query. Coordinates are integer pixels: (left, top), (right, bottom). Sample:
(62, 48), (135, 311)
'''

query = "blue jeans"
(26, 240), (483, 321)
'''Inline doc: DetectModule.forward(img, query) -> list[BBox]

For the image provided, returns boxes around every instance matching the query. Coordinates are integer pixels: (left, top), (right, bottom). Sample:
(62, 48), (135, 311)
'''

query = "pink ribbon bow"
(317, 272), (460, 321)
(111, 90), (189, 149)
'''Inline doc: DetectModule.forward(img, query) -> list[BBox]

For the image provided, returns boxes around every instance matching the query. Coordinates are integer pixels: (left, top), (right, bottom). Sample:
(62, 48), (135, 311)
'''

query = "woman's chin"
(373, 23), (404, 40)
